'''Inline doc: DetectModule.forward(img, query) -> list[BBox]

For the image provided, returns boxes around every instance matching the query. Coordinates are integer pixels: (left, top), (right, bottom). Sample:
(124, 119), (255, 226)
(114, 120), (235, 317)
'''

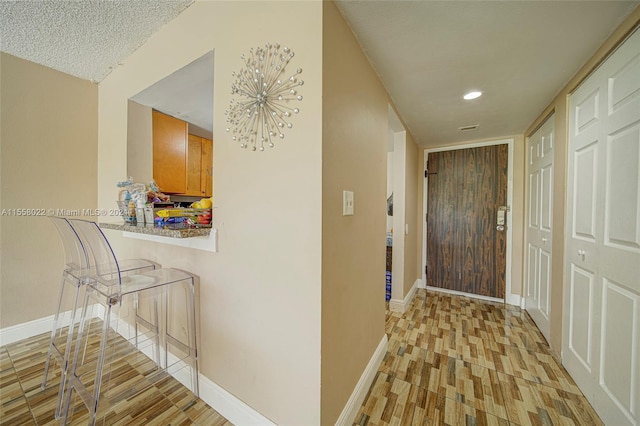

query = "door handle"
(542, 237), (547, 244)
(578, 249), (586, 260)
(496, 206), (507, 231)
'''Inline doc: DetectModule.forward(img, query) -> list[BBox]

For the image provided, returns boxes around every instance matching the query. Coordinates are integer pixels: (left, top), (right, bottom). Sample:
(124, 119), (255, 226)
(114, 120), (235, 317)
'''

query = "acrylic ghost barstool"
(41, 216), (159, 419)
(61, 219), (199, 425)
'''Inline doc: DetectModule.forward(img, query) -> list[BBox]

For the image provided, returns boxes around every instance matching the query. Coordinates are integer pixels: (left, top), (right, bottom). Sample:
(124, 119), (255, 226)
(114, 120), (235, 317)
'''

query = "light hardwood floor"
(1, 289), (602, 425)
(0, 328), (230, 425)
(354, 289), (602, 425)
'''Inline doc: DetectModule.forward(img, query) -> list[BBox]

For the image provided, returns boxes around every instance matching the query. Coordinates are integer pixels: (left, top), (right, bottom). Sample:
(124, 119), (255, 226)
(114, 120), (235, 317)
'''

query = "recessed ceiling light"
(463, 91), (482, 100)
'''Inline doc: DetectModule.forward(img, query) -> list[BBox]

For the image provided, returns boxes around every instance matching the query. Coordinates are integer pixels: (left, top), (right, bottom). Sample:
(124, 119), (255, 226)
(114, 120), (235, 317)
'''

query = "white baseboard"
(506, 293), (522, 307)
(0, 314), (56, 346)
(1, 310), (274, 425)
(0, 308), (88, 347)
(109, 315), (275, 425)
(389, 279), (420, 313)
(336, 334), (388, 426)
(198, 373), (275, 425)
(425, 285), (516, 305)
(417, 278), (426, 289)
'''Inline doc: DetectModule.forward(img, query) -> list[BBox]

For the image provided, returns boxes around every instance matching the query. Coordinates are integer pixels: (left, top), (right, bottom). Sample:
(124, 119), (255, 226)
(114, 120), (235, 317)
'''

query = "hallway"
(355, 290), (601, 425)
(0, 289), (604, 425)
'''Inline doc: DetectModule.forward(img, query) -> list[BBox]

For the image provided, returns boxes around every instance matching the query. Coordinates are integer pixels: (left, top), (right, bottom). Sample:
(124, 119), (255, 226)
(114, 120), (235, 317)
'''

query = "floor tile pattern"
(355, 290), (602, 426)
(0, 328), (230, 425)
(1, 289), (603, 425)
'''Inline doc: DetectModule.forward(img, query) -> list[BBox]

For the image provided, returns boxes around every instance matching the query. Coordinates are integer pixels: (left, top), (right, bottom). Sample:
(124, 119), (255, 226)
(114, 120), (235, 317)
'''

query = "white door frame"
(389, 106), (407, 310)
(421, 138), (516, 304)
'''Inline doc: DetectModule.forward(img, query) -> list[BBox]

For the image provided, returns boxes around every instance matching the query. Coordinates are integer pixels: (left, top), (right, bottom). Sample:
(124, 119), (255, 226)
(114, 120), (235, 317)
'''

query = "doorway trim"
(388, 105), (408, 311)
(421, 138), (516, 304)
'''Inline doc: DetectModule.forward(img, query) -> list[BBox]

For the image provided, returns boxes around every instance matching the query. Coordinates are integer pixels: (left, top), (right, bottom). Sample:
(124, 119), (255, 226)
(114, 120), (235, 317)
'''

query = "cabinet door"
(201, 138), (213, 197)
(152, 110), (187, 194)
(186, 134), (202, 196)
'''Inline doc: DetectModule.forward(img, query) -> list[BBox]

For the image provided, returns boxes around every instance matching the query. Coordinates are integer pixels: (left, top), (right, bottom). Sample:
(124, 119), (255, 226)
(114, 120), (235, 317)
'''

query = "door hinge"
(425, 160), (437, 176)
(425, 265), (428, 275)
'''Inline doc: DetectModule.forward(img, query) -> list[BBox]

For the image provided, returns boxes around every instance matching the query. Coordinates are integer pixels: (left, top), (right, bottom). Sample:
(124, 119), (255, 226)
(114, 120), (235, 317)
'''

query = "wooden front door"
(426, 144), (508, 298)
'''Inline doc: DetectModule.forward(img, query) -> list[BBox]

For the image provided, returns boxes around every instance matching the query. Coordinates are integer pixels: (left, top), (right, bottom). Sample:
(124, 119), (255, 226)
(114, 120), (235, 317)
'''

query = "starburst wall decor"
(225, 43), (304, 151)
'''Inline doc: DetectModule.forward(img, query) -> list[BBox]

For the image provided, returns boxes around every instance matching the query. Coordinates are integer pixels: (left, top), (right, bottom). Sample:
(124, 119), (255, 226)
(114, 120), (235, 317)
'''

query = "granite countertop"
(100, 222), (212, 239)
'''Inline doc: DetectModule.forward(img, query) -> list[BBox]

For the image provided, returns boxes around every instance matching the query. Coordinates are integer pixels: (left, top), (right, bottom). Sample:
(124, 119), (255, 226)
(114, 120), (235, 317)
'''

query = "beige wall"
(98, 1), (323, 423)
(512, 135), (525, 298)
(321, 1), (388, 423)
(0, 53), (98, 328)
(6, 0), (630, 420)
(417, 147), (425, 281)
(403, 130), (420, 295)
(525, 9), (640, 355)
(126, 100), (153, 183)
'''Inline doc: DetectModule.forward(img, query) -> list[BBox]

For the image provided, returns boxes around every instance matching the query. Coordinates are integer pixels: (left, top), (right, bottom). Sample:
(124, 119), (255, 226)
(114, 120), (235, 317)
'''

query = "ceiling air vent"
(458, 124), (479, 132)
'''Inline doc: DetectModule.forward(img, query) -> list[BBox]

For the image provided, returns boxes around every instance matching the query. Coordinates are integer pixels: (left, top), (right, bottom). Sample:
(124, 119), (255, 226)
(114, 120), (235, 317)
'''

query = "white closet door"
(525, 114), (554, 342)
(564, 27), (640, 426)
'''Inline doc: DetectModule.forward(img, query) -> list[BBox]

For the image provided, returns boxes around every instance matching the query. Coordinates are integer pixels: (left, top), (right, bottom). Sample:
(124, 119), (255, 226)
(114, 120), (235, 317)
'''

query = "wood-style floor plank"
(2, 289), (602, 425)
(357, 290), (602, 425)
(0, 327), (228, 425)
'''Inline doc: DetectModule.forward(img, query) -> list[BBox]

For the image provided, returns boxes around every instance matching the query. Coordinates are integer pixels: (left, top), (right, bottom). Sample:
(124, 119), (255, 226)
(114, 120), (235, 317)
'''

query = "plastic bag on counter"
(147, 180), (170, 204)
(129, 183), (147, 208)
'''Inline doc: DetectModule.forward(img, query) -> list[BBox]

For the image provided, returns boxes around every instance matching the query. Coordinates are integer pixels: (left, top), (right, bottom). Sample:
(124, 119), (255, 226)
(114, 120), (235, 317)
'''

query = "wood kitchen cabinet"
(153, 110), (187, 194)
(186, 134), (213, 197)
(152, 110), (213, 197)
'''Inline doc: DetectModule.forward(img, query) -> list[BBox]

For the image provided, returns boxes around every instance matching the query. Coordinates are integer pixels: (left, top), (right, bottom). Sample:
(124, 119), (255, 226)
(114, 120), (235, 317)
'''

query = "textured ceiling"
(0, 0), (194, 82)
(1, 1), (638, 147)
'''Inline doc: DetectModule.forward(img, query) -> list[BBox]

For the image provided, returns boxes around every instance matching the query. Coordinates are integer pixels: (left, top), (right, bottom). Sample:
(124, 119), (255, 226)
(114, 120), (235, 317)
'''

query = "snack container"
(116, 201), (136, 224)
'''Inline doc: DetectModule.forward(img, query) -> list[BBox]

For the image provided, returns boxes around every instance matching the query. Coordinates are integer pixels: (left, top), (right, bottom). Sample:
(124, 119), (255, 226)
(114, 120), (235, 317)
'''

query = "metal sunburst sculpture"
(225, 43), (304, 151)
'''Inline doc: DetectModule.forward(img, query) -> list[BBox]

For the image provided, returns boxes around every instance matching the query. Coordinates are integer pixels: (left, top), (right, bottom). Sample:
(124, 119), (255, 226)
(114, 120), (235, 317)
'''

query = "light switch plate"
(343, 190), (354, 216)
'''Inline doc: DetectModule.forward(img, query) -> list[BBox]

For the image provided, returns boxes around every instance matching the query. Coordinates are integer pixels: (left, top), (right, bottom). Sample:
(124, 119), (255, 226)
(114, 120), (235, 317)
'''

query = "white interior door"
(564, 27), (640, 426)
(525, 114), (554, 342)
